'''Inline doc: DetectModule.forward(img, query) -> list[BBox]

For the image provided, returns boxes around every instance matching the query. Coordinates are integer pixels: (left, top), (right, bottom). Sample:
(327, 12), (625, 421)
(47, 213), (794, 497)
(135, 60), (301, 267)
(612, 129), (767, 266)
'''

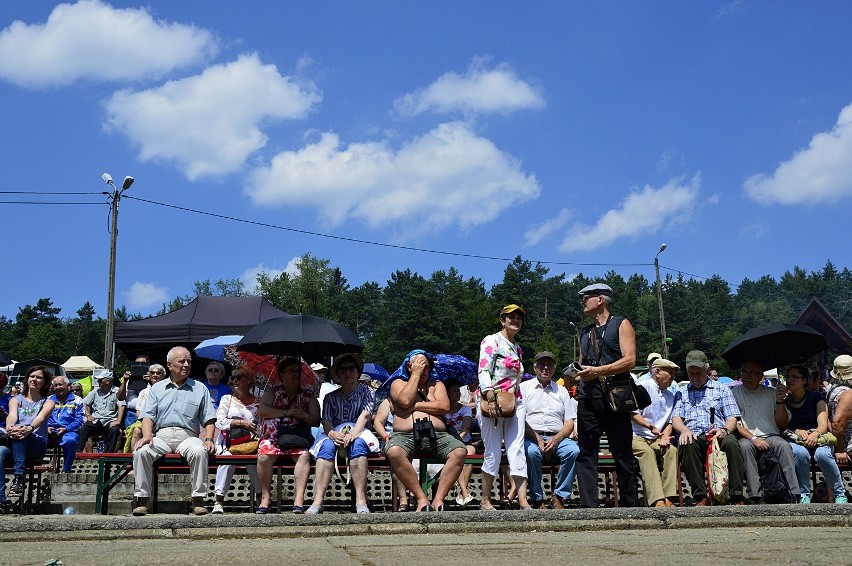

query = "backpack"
(758, 450), (793, 504)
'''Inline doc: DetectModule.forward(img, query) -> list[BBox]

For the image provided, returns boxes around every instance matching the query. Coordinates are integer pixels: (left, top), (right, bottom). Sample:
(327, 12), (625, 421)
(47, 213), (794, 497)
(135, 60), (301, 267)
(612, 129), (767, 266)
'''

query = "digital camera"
(563, 361), (583, 378)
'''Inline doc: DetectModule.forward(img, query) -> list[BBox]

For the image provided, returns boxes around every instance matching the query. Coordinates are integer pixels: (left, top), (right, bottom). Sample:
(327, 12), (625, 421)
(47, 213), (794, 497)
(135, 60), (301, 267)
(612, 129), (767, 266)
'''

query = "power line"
(125, 195), (654, 270)
(0, 191), (104, 195)
(0, 201), (104, 205)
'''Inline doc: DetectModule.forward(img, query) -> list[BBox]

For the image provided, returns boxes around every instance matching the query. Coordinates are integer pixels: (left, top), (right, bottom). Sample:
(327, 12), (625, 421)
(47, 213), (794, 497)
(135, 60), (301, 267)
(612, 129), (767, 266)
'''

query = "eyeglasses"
(206, 368), (222, 373)
(149, 371), (163, 375)
(229, 374), (246, 381)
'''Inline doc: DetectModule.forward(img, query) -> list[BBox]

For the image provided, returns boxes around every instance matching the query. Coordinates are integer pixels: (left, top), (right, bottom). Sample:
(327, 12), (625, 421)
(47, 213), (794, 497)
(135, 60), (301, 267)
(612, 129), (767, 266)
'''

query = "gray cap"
(533, 351), (557, 363)
(578, 283), (613, 297)
(685, 350), (708, 368)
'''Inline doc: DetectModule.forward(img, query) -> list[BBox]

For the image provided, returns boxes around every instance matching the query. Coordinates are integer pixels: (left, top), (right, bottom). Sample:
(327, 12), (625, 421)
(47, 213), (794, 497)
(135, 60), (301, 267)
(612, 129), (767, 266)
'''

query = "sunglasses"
(206, 368), (223, 373)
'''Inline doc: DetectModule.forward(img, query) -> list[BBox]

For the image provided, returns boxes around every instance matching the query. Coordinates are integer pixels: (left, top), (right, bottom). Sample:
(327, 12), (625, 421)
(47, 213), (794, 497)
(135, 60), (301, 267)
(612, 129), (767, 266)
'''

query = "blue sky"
(1, 1), (851, 321)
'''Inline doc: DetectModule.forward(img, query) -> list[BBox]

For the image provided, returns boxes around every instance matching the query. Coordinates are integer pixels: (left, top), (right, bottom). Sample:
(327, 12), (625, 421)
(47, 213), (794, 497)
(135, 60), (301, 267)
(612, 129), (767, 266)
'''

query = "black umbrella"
(235, 314), (363, 358)
(722, 323), (827, 370)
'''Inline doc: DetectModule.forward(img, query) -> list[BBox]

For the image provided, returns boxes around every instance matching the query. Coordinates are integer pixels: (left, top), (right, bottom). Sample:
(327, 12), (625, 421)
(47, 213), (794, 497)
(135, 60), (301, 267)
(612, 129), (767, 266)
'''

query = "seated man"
(46, 375), (85, 472)
(521, 351), (579, 509)
(132, 346), (216, 516)
(77, 370), (125, 453)
(386, 350), (467, 512)
(632, 357), (679, 507)
(672, 350), (746, 505)
(733, 360), (800, 504)
(306, 353), (377, 515)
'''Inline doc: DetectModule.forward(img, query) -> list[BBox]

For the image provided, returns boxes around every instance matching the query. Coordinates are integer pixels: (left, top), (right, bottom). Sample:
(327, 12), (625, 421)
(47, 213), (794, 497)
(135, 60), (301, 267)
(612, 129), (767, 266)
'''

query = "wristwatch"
(204, 437), (213, 442)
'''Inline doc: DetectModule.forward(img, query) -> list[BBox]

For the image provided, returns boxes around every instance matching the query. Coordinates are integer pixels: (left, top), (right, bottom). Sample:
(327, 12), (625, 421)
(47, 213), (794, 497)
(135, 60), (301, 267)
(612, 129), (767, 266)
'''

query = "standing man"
(631, 358), (679, 507)
(46, 375), (85, 472)
(575, 283), (639, 507)
(671, 350), (746, 505)
(521, 351), (579, 509)
(733, 360), (799, 504)
(132, 346), (215, 516)
(77, 370), (125, 453)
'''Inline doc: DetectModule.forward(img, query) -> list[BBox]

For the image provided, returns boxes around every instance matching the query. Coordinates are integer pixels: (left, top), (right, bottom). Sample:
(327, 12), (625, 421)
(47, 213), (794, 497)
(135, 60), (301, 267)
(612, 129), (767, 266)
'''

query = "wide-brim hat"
(831, 355), (852, 381)
(331, 353), (364, 382)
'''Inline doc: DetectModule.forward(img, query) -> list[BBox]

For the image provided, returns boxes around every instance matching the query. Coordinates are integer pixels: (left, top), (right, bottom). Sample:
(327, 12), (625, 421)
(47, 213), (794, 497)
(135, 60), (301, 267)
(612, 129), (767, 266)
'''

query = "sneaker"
(211, 502), (224, 514)
(799, 495), (811, 505)
(835, 495), (848, 505)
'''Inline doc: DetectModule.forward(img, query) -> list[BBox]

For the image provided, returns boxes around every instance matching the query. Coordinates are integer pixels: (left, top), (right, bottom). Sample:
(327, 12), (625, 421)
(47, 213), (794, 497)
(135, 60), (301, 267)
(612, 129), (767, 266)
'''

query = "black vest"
(578, 315), (626, 399)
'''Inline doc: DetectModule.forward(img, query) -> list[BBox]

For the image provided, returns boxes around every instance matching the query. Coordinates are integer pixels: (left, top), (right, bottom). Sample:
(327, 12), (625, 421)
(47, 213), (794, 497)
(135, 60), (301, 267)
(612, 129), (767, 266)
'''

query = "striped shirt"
(322, 384), (375, 427)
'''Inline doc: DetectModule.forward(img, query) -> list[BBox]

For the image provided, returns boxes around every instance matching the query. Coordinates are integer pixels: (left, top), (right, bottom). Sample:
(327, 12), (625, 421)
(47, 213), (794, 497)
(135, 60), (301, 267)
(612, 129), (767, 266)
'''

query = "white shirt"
(632, 379), (675, 439)
(520, 378), (576, 433)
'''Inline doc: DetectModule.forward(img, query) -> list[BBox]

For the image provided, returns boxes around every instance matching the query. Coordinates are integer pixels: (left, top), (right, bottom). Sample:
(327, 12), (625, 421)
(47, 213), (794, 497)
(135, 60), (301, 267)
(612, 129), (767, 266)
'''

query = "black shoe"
(8, 477), (23, 496)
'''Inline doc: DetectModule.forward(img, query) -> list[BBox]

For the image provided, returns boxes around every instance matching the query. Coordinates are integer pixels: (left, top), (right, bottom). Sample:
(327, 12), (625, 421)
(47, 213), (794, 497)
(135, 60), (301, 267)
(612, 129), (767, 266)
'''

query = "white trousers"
(133, 426), (208, 498)
(214, 447), (258, 496)
(478, 403), (527, 478)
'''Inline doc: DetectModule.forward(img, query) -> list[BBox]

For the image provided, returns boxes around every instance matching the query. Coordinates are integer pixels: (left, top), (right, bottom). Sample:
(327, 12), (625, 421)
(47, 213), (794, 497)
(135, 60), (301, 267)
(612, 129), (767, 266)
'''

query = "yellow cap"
(500, 304), (526, 317)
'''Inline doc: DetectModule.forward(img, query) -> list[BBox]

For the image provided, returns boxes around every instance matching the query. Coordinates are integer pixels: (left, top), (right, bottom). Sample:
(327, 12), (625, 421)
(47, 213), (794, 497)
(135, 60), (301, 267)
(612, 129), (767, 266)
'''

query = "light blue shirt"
(141, 377), (215, 432)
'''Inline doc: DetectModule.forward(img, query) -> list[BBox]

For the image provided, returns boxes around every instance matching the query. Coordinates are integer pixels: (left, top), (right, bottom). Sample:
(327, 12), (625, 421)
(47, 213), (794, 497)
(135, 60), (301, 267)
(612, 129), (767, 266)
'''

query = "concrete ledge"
(1, 505), (850, 541)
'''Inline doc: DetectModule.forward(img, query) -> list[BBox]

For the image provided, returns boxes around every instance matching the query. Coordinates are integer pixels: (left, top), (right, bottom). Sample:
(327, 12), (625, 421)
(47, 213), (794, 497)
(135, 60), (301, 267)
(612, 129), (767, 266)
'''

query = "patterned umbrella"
(223, 346), (317, 395)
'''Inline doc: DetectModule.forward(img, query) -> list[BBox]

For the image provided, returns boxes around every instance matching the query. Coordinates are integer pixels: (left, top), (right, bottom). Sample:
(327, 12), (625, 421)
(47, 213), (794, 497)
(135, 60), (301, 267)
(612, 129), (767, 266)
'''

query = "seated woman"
(212, 364), (259, 514)
(444, 378), (476, 507)
(256, 357), (320, 514)
(373, 397), (409, 511)
(124, 365), (165, 452)
(0, 365), (56, 513)
(783, 364), (847, 504)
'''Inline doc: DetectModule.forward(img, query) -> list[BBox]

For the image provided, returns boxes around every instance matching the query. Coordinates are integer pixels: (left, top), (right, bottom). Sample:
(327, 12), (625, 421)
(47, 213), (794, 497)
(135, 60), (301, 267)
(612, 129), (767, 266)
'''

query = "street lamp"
(654, 243), (668, 358)
(102, 172), (134, 369)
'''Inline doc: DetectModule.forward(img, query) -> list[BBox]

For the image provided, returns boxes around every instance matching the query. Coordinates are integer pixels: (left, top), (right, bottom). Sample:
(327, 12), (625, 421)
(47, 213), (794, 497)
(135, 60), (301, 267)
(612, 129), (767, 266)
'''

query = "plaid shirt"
(672, 379), (741, 436)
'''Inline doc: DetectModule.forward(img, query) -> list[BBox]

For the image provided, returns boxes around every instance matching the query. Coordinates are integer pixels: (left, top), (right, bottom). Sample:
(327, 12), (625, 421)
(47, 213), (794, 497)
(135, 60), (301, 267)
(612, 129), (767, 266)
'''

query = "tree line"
(1, 254), (850, 376)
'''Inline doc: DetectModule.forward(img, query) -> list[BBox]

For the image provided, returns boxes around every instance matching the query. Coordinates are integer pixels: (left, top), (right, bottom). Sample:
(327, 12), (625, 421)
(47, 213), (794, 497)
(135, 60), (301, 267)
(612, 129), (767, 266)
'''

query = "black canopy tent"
(114, 296), (287, 363)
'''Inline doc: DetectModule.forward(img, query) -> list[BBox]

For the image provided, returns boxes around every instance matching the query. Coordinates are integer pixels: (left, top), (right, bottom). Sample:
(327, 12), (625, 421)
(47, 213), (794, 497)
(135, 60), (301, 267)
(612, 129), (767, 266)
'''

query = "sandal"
(254, 506), (269, 515)
(292, 505), (305, 514)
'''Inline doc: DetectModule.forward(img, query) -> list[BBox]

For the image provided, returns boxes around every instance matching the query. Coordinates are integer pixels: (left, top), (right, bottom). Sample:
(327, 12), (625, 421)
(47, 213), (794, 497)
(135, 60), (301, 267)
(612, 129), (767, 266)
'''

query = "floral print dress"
(258, 386), (314, 456)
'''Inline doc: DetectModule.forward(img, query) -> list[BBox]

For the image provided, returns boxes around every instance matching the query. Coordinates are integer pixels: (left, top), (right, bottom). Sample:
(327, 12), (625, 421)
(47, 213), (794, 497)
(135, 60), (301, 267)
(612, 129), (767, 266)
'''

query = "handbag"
(277, 420), (314, 448)
(706, 435), (730, 504)
(479, 389), (517, 419)
(228, 426), (253, 446)
(601, 375), (639, 414)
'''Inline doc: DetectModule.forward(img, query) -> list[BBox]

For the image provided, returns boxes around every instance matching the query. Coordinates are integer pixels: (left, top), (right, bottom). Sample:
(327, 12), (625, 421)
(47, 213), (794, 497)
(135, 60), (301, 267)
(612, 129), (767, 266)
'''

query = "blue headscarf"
(377, 349), (438, 399)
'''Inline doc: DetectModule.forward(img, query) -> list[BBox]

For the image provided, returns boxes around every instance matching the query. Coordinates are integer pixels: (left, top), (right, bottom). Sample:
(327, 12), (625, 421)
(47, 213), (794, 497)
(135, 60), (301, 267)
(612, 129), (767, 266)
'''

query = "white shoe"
(212, 502), (224, 514)
(456, 494), (474, 507)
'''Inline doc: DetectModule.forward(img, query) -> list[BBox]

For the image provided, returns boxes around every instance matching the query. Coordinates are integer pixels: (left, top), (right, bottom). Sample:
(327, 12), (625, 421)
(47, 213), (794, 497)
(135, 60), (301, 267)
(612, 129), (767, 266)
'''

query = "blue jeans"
(789, 441), (845, 498)
(524, 435), (579, 501)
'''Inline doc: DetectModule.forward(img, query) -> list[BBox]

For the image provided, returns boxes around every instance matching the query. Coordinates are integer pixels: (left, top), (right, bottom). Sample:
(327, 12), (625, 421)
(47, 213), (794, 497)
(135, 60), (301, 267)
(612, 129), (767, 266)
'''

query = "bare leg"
(481, 471), (496, 509)
(255, 454), (274, 508)
(513, 475), (529, 508)
(386, 446), (429, 510)
(456, 445), (475, 499)
(393, 473), (409, 509)
(349, 456), (370, 508)
(293, 451), (311, 508)
(432, 448), (466, 508)
(311, 458), (334, 507)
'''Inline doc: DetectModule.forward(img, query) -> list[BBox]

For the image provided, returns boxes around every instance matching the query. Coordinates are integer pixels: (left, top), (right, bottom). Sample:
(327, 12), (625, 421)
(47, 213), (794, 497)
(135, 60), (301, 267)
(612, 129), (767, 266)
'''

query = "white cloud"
(239, 260), (299, 293)
(394, 57), (545, 117)
(104, 53), (321, 180)
(744, 102), (852, 205)
(0, 0), (216, 88)
(524, 208), (572, 246)
(557, 176), (700, 252)
(714, 0), (746, 21)
(245, 121), (541, 239)
(124, 281), (168, 310)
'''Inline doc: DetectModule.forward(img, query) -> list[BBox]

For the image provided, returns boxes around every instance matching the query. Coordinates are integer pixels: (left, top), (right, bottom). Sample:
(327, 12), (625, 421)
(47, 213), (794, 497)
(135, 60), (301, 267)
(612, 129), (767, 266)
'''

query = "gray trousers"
(133, 426), (209, 498)
(738, 434), (800, 499)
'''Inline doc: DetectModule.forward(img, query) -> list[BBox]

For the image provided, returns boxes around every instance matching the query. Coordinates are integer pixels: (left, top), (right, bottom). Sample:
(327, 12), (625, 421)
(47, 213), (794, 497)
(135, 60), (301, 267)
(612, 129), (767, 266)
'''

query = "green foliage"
(4, 258), (852, 375)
